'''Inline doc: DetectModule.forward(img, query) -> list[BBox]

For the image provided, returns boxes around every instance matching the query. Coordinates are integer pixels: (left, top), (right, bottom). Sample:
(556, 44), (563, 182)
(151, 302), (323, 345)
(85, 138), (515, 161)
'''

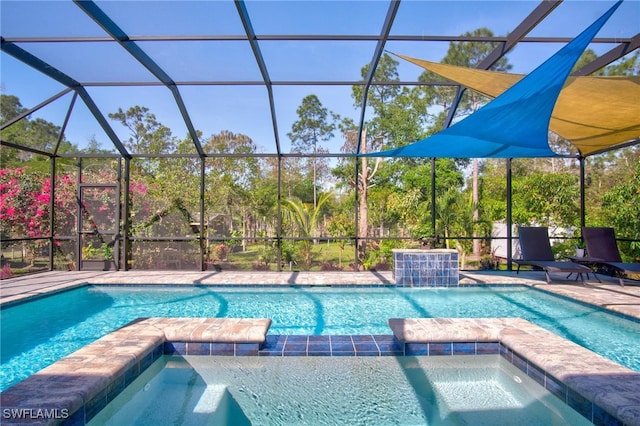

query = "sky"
(1, 0), (638, 156)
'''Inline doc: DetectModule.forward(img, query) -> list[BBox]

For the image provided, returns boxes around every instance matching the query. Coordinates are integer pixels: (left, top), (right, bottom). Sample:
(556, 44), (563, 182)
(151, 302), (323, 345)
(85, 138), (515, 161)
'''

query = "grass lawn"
(223, 241), (358, 271)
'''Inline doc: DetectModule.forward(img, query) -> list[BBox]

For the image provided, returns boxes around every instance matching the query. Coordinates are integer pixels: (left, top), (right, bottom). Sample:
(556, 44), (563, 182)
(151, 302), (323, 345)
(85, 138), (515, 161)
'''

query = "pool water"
(88, 355), (591, 426)
(1, 285), (639, 390)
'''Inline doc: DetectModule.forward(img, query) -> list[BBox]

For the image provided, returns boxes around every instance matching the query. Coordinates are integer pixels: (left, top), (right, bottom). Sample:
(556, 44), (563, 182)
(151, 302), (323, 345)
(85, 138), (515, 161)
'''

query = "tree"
(281, 192), (332, 268)
(287, 95), (335, 209)
(513, 171), (581, 228)
(0, 167), (76, 266)
(108, 106), (176, 156)
(346, 55), (414, 266)
(1, 94), (76, 170)
(252, 157), (279, 239)
(202, 131), (262, 250)
(334, 121), (384, 267)
(602, 50), (639, 76)
(393, 157), (464, 240)
(601, 156), (640, 260)
(574, 48), (639, 77)
(83, 135), (115, 154)
(326, 210), (354, 267)
(435, 188), (464, 249)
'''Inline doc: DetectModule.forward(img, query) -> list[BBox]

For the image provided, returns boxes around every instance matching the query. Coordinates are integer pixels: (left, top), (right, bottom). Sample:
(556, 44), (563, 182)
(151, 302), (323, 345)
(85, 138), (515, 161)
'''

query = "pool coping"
(1, 317), (638, 425)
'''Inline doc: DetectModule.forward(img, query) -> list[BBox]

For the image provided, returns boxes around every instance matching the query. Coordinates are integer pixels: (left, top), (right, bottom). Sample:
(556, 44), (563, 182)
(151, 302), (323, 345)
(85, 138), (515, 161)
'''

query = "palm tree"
(282, 193), (331, 268)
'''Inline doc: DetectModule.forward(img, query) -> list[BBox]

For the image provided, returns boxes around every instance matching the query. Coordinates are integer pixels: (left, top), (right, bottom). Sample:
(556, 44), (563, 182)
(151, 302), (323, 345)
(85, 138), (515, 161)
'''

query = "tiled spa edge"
(1, 317), (638, 425)
(388, 317), (640, 426)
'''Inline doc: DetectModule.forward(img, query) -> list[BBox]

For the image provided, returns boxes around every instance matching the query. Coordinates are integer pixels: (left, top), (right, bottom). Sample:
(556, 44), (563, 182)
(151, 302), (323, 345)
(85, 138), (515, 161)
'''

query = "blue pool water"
(1, 285), (639, 391)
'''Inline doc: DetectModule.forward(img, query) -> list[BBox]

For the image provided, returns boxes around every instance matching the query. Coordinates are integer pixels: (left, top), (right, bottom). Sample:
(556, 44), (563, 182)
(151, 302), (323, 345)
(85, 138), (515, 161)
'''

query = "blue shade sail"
(364, 1), (622, 159)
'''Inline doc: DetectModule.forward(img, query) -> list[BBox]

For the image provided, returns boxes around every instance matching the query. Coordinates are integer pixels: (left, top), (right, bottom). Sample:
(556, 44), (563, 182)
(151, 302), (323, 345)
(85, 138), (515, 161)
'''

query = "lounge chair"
(581, 227), (640, 286)
(515, 226), (592, 284)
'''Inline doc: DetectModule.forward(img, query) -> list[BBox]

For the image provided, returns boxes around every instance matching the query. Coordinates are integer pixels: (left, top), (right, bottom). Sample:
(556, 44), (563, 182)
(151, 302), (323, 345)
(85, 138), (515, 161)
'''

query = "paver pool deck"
(1, 270), (639, 425)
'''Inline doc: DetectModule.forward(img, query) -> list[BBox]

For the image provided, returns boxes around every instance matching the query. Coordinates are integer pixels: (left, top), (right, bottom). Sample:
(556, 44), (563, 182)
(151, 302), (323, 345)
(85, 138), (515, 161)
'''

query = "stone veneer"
(392, 249), (459, 286)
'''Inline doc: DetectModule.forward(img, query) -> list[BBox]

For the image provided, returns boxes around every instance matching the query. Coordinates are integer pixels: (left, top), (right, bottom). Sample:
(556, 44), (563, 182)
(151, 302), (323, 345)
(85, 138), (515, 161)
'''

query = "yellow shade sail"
(397, 53), (640, 156)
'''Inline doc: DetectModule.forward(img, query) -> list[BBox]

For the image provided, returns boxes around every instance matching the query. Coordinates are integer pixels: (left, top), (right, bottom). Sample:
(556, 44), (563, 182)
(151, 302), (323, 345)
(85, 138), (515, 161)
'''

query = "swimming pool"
(1, 285), (639, 391)
(89, 355), (590, 425)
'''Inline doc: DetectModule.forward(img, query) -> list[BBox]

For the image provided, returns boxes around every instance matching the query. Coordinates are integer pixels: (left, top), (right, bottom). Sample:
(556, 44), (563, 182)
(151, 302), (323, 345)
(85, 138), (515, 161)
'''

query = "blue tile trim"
(83, 342), (164, 424)
(545, 373), (567, 401)
(90, 283), (400, 290)
(163, 342), (265, 356)
(476, 342), (500, 354)
(429, 342), (453, 355)
(123, 362), (139, 387)
(306, 342), (328, 352)
(500, 344), (513, 359)
(332, 350), (356, 357)
(331, 341), (355, 351)
(593, 404), (622, 426)
(392, 251), (459, 287)
(187, 342), (210, 355)
(405, 342), (429, 356)
(164, 341), (187, 356)
(511, 350), (528, 372)
(354, 342), (378, 352)
(568, 387), (594, 423)
(236, 343), (259, 356)
(286, 335), (309, 343)
(387, 338), (618, 425)
(106, 374), (126, 402)
(497, 342), (622, 426)
(65, 409), (85, 426)
(85, 388), (107, 422)
(452, 342), (476, 355)
(526, 363), (546, 387)
(211, 343), (234, 355)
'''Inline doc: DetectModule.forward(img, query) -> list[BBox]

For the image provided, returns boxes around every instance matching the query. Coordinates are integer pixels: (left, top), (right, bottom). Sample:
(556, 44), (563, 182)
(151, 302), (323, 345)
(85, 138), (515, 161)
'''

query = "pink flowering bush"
(1, 167), (76, 266)
(0, 168), (47, 239)
(1, 165), (153, 270)
(1, 263), (13, 279)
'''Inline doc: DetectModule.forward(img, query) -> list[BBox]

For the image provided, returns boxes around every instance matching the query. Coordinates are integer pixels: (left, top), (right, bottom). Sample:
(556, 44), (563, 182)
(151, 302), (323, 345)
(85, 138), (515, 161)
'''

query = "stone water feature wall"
(392, 249), (459, 287)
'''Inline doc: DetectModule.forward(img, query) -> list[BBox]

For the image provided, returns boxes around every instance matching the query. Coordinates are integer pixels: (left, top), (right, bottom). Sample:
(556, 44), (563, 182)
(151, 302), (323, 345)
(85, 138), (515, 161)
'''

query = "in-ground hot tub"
(88, 355), (590, 426)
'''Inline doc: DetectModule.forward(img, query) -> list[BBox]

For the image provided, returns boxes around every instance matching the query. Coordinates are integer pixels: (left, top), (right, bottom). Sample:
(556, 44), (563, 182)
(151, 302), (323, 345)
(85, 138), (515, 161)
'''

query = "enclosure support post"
(122, 158), (131, 271)
(354, 155), (361, 270)
(199, 158), (206, 271)
(48, 157), (56, 271)
(276, 156), (283, 272)
(506, 158), (513, 271)
(75, 159), (82, 271)
(579, 156), (586, 230)
(431, 158), (437, 238)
